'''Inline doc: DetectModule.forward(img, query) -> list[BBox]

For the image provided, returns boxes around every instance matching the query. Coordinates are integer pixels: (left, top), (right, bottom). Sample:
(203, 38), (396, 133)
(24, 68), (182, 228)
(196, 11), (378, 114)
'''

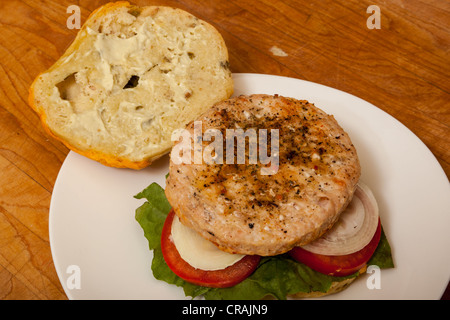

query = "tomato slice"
(289, 219), (382, 276)
(161, 209), (261, 288)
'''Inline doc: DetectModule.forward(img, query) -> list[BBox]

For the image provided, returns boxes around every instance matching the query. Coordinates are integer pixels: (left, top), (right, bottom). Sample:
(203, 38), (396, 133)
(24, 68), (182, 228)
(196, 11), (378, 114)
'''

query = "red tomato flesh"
(161, 209), (261, 288)
(289, 218), (382, 276)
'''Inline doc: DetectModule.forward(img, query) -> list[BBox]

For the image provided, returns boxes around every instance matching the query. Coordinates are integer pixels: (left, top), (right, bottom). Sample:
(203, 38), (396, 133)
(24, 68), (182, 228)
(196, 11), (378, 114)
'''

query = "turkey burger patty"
(165, 94), (361, 256)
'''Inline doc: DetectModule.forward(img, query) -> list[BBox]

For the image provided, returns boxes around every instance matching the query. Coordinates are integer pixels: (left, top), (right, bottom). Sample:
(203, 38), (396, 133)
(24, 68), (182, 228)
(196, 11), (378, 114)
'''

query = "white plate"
(49, 73), (450, 300)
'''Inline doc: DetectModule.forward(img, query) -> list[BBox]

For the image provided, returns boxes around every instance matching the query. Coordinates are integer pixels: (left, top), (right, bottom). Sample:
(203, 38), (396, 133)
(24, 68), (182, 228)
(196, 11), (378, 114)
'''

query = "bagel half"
(29, 1), (233, 169)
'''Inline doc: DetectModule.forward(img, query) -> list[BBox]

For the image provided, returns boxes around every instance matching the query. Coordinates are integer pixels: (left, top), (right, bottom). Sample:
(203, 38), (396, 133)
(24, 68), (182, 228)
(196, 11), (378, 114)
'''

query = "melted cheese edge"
(171, 215), (245, 271)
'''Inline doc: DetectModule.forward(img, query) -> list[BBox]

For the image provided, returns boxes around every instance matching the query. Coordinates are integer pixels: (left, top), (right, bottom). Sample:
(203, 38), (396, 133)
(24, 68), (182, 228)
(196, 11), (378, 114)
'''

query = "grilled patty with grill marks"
(165, 94), (360, 256)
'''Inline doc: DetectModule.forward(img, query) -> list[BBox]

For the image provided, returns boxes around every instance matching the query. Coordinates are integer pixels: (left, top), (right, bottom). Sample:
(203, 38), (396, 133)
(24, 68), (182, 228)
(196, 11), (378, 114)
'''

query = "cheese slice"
(171, 215), (245, 271)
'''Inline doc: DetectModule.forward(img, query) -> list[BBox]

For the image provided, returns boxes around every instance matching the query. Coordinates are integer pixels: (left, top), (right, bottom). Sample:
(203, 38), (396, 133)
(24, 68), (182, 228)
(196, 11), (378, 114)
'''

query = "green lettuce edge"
(134, 182), (394, 300)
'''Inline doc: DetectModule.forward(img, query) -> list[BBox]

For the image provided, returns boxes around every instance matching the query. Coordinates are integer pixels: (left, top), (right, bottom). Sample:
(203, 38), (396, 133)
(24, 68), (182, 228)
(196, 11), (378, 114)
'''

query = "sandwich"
(28, 1), (233, 169)
(135, 94), (394, 299)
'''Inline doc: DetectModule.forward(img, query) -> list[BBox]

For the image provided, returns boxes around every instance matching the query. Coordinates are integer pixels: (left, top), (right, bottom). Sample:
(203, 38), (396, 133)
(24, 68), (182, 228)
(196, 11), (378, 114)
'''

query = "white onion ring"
(301, 181), (379, 256)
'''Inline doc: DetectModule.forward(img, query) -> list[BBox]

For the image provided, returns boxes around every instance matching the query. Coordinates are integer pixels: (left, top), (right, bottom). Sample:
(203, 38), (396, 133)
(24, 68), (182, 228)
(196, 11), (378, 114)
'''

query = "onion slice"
(301, 181), (379, 256)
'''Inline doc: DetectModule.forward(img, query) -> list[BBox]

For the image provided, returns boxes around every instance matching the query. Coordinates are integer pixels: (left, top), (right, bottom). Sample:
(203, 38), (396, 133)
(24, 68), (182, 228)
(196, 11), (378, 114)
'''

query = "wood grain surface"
(0, 0), (448, 300)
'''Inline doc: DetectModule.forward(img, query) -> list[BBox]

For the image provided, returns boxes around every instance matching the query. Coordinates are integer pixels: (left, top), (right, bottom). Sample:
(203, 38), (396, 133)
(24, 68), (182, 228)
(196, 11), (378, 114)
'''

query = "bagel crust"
(29, 1), (233, 169)
(165, 94), (360, 256)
